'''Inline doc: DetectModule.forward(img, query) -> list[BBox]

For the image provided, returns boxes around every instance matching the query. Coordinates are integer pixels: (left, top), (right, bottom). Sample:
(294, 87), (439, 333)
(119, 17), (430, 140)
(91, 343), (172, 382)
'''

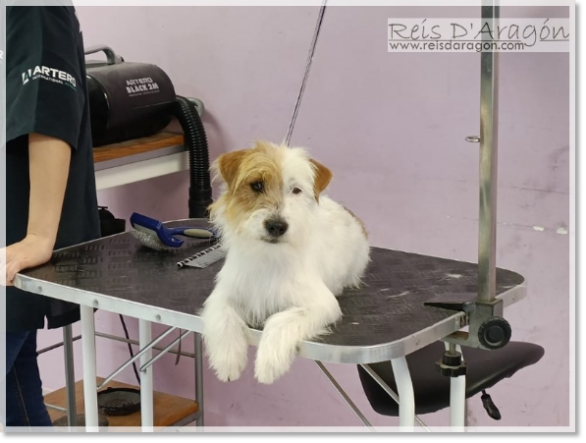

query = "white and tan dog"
(200, 141), (370, 384)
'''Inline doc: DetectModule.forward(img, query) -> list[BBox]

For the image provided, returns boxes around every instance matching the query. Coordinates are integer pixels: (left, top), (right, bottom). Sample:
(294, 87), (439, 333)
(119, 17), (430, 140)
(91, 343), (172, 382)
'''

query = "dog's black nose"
(265, 219), (288, 238)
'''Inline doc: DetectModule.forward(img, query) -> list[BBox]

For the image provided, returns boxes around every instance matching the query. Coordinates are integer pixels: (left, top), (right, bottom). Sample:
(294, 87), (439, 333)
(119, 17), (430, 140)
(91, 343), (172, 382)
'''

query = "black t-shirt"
(6, 5), (101, 332)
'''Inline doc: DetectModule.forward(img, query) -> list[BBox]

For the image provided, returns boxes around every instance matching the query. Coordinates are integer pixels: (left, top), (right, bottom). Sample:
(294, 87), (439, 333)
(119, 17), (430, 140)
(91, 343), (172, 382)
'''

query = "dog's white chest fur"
(200, 141), (370, 384)
(220, 195), (370, 327)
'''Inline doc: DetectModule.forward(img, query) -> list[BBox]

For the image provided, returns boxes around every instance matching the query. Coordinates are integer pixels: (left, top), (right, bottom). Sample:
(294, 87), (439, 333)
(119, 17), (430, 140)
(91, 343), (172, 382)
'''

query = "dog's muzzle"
(264, 218), (288, 241)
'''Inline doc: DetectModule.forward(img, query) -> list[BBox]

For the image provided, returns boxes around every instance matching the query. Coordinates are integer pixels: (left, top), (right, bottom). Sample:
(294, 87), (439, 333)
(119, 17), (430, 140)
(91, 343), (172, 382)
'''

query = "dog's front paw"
(201, 294), (249, 382)
(254, 348), (292, 385)
(254, 336), (296, 384)
(208, 344), (248, 382)
(214, 356), (247, 383)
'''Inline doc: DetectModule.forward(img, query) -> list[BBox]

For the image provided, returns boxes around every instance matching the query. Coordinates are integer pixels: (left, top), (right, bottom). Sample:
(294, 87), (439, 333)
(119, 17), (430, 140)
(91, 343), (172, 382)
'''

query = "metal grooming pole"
(421, 1), (512, 428)
(425, 0), (511, 352)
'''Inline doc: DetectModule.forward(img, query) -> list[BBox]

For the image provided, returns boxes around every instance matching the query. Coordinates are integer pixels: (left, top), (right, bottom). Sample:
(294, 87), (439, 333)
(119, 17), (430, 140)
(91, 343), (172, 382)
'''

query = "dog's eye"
(250, 181), (264, 193)
(292, 187), (302, 195)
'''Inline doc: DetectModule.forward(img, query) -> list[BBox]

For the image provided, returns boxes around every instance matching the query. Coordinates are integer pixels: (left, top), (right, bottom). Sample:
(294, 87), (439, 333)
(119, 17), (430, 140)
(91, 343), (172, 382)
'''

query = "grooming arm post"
(465, 0), (510, 349)
(426, 1), (511, 352)
(478, 1), (499, 306)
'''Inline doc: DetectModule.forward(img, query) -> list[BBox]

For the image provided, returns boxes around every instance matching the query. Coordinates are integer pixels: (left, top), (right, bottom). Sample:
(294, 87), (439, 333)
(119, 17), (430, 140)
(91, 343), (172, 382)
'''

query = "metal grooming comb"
(176, 243), (226, 269)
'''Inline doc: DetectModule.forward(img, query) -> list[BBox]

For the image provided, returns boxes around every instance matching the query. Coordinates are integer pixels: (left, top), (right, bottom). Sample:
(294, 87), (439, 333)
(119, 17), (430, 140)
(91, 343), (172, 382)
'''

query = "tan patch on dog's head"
(309, 159), (332, 202)
(210, 141), (284, 229)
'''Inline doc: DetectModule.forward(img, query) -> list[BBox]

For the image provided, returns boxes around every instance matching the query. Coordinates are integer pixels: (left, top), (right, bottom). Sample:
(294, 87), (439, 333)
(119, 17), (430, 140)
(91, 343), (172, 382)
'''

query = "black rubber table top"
(18, 219), (525, 354)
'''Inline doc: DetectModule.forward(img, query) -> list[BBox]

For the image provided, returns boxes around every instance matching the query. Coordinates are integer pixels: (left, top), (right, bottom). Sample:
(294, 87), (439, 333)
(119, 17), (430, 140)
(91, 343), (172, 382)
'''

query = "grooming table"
(15, 218), (526, 431)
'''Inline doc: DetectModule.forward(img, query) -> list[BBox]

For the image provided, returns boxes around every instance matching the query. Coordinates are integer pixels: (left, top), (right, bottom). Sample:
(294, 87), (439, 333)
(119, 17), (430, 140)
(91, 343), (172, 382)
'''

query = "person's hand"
(0, 235), (54, 287)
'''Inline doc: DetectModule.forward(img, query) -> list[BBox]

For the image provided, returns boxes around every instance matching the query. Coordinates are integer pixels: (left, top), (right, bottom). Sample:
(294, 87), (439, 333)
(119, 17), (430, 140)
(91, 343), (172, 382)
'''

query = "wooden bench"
(45, 377), (198, 429)
(93, 131), (184, 164)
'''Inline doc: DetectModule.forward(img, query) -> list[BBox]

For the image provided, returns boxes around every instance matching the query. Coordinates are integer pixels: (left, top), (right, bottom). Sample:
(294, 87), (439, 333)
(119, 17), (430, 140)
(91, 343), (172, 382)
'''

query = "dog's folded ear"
(213, 150), (248, 188)
(310, 159), (333, 201)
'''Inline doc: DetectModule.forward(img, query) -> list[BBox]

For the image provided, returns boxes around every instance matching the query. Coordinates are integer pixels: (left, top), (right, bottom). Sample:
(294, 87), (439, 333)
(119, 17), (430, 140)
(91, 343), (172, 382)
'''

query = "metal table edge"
(290, 282), (527, 364)
(14, 273), (527, 365)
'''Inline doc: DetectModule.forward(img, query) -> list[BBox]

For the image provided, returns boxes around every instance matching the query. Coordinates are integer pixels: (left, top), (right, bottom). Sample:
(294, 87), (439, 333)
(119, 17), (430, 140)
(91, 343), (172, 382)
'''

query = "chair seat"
(357, 341), (544, 417)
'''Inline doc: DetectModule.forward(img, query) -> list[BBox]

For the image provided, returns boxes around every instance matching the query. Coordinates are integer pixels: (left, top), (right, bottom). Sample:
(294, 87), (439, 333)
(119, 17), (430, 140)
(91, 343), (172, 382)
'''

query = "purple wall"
(37, 5), (570, 428)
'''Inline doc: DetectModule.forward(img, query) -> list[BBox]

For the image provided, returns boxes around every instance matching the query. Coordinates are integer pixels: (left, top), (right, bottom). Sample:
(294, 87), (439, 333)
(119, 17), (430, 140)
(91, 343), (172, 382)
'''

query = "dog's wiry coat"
(201, 141), (371, 384)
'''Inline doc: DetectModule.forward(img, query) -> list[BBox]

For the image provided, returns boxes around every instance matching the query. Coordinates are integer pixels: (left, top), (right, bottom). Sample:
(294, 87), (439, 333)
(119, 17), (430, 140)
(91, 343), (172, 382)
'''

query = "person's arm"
(27, 133), (72, 250)
(1, 134), (72, 286)
(2, 5), (83, 286)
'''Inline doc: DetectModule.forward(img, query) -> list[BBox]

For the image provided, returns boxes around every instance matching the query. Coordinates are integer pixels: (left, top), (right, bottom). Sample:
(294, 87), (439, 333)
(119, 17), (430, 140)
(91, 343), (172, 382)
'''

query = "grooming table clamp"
(424, 295), (512, 351)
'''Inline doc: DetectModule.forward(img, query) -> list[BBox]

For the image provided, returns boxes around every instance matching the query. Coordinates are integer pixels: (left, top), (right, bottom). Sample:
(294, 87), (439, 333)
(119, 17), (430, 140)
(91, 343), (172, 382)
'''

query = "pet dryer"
(85, 45), (212, 218)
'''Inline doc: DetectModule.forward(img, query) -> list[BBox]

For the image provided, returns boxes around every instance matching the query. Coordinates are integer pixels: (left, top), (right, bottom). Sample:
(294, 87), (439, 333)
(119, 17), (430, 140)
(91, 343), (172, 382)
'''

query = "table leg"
(390, 357), (415, 430)
(450, 375), (466, 429)
(80, 305), (98, 431)
(449, 344), (466, 429)
(194, 333), (204, 427)
(139, 319), (154, 431)
(63, 325), (77, 428)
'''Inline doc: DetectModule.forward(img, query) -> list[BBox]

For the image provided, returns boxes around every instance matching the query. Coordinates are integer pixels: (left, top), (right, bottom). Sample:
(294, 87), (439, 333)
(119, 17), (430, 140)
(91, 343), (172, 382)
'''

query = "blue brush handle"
(130, 212), (217, 248)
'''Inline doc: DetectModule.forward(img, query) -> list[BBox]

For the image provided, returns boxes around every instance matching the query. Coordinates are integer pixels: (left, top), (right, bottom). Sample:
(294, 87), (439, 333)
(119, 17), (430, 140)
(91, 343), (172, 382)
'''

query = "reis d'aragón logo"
(22, 65), (77, 90)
